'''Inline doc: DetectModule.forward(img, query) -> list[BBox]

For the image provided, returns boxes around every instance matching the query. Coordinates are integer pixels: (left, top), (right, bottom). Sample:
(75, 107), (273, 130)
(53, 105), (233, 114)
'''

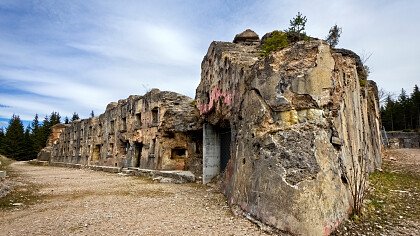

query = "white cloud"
(0, 0), (419, 124)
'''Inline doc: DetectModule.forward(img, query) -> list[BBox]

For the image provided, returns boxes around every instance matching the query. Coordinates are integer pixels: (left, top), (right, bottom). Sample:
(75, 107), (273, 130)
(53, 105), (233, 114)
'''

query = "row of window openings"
(64, 109), (159, 140)
(59, 142), (188, 161)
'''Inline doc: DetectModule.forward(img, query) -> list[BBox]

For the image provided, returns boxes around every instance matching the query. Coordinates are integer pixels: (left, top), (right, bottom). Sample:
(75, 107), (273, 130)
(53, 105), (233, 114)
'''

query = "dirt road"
(0, 162), (268, 236)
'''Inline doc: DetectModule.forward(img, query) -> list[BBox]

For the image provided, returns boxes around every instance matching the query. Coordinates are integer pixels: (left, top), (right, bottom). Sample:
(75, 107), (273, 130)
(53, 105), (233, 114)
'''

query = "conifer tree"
(49, 111), (61, 126)
(37, 115), (51, 150)
(31, 114), (42, 152)
(288, 12), (307, 40)
(326, 24), (342, 48)
(3, 115), (26, 160)
(24, 125), (36, 159)
(0, 127), (5, 154)
(71, 112), (80, 121)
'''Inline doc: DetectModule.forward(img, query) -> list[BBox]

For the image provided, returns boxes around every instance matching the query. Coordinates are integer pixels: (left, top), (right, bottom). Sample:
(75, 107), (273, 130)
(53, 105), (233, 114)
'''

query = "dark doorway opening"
(219, 127), (231, 172)
(134, 142), (143, 168)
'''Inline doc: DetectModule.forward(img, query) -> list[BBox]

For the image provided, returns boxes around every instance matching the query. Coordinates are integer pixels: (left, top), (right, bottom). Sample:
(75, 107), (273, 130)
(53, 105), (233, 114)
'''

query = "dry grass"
(333, 149), (420, 235)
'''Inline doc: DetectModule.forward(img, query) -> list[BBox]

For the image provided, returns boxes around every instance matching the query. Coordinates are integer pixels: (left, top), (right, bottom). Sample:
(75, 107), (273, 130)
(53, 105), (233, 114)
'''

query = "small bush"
(261, 31), (289, 56)
(359, 78), (367, 87)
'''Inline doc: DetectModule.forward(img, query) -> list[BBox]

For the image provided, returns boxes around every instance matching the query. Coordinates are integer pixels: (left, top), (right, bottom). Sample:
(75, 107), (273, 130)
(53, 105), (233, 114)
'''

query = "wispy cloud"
(0, 0), (419, 128)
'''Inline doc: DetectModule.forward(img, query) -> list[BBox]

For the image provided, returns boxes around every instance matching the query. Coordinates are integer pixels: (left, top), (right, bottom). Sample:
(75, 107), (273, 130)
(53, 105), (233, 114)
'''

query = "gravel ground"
(0, 162), (269, 236)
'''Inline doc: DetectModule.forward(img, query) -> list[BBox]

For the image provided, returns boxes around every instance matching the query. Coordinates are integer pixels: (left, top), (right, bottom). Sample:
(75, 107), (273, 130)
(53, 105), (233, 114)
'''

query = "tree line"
(381, 85), (420, 131)
(0, 111), (85, 161)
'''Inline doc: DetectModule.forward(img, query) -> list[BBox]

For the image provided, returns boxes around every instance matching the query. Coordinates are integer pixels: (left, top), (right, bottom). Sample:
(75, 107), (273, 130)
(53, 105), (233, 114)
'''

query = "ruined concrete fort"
(38, 29), (382, 235)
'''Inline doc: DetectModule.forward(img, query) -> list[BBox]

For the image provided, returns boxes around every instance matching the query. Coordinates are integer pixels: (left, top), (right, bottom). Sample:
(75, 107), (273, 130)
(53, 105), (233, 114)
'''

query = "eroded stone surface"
(40, 89), (203, 176)
(195, 37), (382, 235)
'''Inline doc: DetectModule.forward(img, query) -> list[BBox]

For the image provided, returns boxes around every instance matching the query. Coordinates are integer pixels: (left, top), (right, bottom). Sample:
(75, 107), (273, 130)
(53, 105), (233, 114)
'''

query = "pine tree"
(71, 112), (80, 121)
(326, 24), (342, 48)
(49, 111), (61, 126)
(0, 127), (5, 154)
(24, 125), (36, 159)
(31, 114), (42, 153)
(38, 115), (51, 150)
(3, 115), (26, 160)
(381, 85), (420, 131)
(288, 12), (307, 40)
(64, 116), (69, 124)
(411, 85), (420, 130)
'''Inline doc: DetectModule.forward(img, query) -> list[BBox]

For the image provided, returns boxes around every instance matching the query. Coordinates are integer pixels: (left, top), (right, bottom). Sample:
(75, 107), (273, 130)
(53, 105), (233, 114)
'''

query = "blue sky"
(1, 0), (419, 129)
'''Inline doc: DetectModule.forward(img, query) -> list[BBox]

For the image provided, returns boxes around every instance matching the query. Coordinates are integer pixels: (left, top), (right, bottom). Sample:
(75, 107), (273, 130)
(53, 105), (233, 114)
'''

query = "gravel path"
(0, 162), (269, 236)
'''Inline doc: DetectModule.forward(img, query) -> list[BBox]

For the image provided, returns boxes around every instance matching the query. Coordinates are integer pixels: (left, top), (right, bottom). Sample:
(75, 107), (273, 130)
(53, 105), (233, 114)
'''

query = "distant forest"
(381, 85), (420, 132)
(0, 84), (418, 161)
(0, 112), (81, 161)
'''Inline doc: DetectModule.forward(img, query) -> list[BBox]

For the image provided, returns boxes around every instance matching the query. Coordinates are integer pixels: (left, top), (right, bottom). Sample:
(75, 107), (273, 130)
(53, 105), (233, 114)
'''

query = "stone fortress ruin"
(38, 29), (382, 235)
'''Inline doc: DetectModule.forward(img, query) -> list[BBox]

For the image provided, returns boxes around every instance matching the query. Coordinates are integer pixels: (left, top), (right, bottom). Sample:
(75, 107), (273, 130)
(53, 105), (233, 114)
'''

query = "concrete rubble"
(37, 29), (383, 235)
(386, 131), (420, 148)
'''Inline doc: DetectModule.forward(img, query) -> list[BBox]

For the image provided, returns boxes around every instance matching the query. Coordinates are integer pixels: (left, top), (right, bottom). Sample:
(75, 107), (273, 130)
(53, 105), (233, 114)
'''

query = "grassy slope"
(333, 150), (420, 235)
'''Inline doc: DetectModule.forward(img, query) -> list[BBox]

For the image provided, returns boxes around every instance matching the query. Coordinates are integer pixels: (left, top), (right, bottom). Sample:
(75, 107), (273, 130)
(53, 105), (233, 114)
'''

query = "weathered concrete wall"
(195, 32), (382, 235)
(44, 89), (203, 176)
(387, 131), (420, 148)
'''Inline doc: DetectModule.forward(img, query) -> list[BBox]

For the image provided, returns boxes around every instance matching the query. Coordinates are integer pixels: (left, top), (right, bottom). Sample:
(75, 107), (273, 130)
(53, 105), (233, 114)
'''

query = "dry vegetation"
(334, 149), (420, 235)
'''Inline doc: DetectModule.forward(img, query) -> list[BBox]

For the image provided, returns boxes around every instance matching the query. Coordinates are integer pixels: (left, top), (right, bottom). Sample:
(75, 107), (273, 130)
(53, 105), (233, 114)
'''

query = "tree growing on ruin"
(71, 112), (79, 121)
(287, 12), (307, 40)
(326, 24), (342, 48)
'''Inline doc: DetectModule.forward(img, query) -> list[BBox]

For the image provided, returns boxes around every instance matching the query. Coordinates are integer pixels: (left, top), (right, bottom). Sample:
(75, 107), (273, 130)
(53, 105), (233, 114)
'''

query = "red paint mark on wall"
(198, 86), (233, 114)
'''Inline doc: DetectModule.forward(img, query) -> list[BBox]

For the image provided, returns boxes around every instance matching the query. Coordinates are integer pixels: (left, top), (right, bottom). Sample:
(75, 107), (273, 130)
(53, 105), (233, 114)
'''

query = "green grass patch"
(333, 159), (420, 235)
(261, 31), (289, 56)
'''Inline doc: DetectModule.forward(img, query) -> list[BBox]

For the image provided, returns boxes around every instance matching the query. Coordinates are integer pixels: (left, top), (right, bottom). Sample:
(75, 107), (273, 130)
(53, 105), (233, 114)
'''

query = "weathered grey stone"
(331, 136), (343, 146)
(233, 29), (260, 44)
(40, 89), (203, 176)
(195, 38), (382, 235)
(0, 171), (6, 178)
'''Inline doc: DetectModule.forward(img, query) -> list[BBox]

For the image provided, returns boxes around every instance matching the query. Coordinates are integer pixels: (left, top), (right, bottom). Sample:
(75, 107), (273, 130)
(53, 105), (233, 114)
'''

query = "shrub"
(261, 31), (289, 56)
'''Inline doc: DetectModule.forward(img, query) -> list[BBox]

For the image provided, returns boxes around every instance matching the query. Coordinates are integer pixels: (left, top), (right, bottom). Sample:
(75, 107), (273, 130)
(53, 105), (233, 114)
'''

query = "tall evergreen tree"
(49, 111), (61, 126)
(3, 115), (26, 160)
(31, 114), (42, 153)
(381, 85), (420, 131)
(0, 127), (5, 154)
(37, 115), (51, 150)
(64, 116), (69, 124)
(24, 125), (36, 159)
(411, 85), (420, 130)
